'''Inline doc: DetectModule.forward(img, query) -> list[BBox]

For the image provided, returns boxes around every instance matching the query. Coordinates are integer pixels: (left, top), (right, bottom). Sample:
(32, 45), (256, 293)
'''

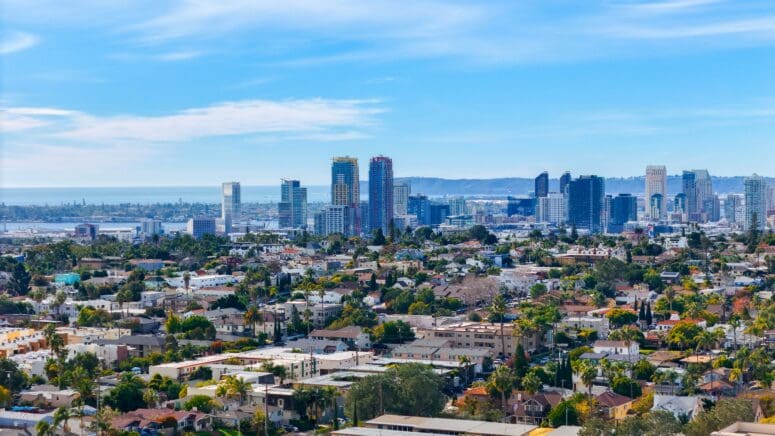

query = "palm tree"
(695, 330), (716, 361)
(143, 388), (159, 408)
(729, 317), (741, 350)
(608, 326), (642, 367)
(90, 406), (117, 436)
(244, 306), (262, 337)
(514, 318), (539, 352)
(521, 371), (542, 395)
(487, 365), (516, 417)
(53, 406), (71, 434)
(321, 386), (342, 429)
(183, 272), (191, 291)
(575, 360), (596, 395)
(729, 367), (744, 395)
(36, 421), (55, 436)
(490, 294), (507, 358)
(664, 287), (676, 312)
(216, 375), (251, 407)
(457, 355), (472, 388)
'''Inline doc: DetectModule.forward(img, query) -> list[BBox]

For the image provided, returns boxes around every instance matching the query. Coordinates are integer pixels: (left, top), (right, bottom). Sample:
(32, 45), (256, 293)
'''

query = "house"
(595, 391), (633, 420)
(651, 395), (703, 420)
(712, 422), (775, 436)
(96, 335), (165, 358)
(593, 340), (639, 357)
(111, 408), (211, 433)
(310, 326), (371, 350)
(19, 385), (80, 408)
(511, 391), (563, 425)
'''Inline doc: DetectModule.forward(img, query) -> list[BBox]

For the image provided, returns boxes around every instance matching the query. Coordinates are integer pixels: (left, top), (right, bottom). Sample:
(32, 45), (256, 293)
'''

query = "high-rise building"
(408, 195), (431, 226)
(559, 172), (572, 195)
(393, 183), (411, 216)
(694, 170), (713, 218)
(535, 171), (549, 198)
(74, 223), (99, 240)
(368, 156), (394, 235)
(649, 194), (665, 221)
(682, 171), (698, 221)
(187, 217), (216, 239)
(140, 219), (163, 237)
(744, 174), (767, 231)
(608, 193), (637, 233)
(314, 205), (350, 236)
(645, 165), (667, 220)
(506, 197), (535, 217)
(567, 175), (605, 234)
(536, 193), (566, 225)
(430, 204), (450, 225)
(724, 194), (742, 224)
(221, 182), (241, 234)
(279, 179), (308, 229)
(449, 197), (467, 216)
(703, 195), (721, 222)
(331, 157), (360, 235)
(360, 200), (370, 235)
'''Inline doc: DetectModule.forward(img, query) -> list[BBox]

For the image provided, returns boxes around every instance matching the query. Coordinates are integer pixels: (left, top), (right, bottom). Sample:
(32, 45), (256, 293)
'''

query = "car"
(282, 424), (299, 432)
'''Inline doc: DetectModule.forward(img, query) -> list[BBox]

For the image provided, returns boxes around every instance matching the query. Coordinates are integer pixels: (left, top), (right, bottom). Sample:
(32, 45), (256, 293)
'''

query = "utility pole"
(264, 383), (269, 436)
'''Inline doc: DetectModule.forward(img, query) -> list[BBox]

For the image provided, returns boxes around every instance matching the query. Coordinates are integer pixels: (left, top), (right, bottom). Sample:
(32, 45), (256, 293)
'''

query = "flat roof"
(366, 415), (536, 436)
(333, 428), (449, 436)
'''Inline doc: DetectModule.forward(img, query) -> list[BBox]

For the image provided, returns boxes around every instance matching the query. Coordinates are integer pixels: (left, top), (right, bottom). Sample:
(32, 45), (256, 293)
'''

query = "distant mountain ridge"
(377, 176), (774, 197)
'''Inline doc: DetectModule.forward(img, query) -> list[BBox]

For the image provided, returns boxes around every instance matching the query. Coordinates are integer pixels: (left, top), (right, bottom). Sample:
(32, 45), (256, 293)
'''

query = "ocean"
(0, 186), (331, 206)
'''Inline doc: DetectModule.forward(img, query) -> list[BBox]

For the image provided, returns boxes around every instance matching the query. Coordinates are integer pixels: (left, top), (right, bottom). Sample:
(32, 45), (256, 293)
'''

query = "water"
(0, 186), (332, 206)
(1, 222), (188, 232)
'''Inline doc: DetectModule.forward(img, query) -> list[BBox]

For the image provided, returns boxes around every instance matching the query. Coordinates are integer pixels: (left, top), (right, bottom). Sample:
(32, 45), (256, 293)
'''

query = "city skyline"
(2, 1), (775, 187)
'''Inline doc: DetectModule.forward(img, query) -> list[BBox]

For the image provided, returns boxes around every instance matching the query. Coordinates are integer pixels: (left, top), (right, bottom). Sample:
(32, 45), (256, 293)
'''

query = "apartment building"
(416, 321), (543, 357)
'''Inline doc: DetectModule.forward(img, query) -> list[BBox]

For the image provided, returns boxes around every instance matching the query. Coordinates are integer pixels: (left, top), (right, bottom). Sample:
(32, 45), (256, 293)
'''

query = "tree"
(521, 370), (542, 395)
(606, 309), (638, 329)
(0, 358), (29, 393)
(512, 343), (529, 379)
(9, 262), (31, 296)
(244, 305), (263, 337)
(612, 376), (642, 398)
(372, 228), (387, 245)
(487, 365), (516, 415)
(104, 373), (147, 412)
(36, 421), (55, 436)
(529, 283), (548, 299)
(345, 363), (445, 422)
(684, 399), (755, 436)
(216, 374), (251, 406)
(322, 385), (342, 429)
(547, 400), (579, 427)
(576, 360), (597, 395)
(371, 320), (415, 344)
(184, 395), (219, 413)
(53, 406), (71, 434)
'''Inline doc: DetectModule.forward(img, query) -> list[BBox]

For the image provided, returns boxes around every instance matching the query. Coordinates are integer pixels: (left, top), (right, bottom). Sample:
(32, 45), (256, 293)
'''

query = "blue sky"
(2, 0), (775, 187)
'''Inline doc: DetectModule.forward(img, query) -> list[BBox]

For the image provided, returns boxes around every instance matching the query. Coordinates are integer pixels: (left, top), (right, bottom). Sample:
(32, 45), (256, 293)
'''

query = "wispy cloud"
(0, 31), (39, 55)
(154, 50), (204, 61)
(2, 98), (383, 143)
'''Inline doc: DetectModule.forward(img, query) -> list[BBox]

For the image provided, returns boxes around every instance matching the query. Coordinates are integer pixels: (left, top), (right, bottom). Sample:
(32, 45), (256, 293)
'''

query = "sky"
(2, 0), (775, 187)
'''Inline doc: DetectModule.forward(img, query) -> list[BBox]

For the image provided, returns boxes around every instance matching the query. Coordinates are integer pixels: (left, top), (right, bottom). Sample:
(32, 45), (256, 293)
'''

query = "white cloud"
(0, 31), (39, 55)
(154, 50), (204, 61)
(2, 98), (382, 143)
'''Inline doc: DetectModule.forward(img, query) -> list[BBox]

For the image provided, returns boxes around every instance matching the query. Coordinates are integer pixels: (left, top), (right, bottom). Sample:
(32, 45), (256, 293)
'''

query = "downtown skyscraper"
(368, 156), (394, 235)
(221, 182), (241, 234)
(279, 179), (308, 229)
(568, 175), (605, 234)
(744, 174), (767, 231)
(645, 165), (667, 220)
(535, 171), (549, 198)
(331, 157), (360, 235)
